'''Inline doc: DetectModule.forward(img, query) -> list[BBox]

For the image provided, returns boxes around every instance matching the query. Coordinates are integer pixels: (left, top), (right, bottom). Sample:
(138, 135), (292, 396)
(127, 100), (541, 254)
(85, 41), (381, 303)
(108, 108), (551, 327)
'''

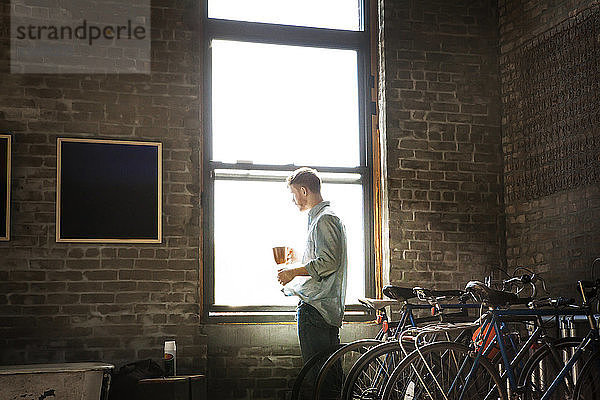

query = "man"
(277, 167), (347, 398)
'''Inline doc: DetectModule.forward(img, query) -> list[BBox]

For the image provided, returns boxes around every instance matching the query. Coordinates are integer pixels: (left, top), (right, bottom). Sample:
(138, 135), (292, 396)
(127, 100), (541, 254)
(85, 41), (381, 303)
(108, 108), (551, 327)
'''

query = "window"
(203, 1), (375, 321)
(208, 0), (363, 31)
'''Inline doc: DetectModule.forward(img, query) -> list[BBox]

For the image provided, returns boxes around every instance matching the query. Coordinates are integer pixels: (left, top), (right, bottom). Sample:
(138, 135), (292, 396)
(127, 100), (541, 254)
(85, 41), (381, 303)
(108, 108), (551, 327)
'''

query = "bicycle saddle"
(465, 281), (531, 307)
(382, 285), (416, 301)
(358, 297), (399, 311)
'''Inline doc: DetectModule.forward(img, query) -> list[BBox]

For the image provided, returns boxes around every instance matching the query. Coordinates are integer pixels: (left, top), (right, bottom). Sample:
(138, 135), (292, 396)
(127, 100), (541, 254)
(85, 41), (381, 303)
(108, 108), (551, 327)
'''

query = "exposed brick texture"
(498, 0), (600, 295)
(0, 0), (206, 371)
(208, 343), (301, 400)
(203, 324), (379, 400)
(383, 0), (504, 289)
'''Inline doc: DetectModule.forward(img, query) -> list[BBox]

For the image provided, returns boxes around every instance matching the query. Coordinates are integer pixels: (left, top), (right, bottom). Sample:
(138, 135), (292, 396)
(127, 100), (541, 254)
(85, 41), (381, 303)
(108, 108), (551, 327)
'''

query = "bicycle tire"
(381, 341), (506, 400)
(291, 344), (344, 400)
(341, 323), (474, 400)
(314, 339), (382, 400)
(518, 336), (591, 400)
(341, 340), (411, 400)
(573, 349), (600, 400)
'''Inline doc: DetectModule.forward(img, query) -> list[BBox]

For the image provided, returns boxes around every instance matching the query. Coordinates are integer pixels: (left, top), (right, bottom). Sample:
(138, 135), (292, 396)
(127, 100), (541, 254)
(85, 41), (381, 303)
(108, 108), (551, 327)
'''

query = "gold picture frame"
(56, 138), (162, 243)
(0, 134), (11, 241)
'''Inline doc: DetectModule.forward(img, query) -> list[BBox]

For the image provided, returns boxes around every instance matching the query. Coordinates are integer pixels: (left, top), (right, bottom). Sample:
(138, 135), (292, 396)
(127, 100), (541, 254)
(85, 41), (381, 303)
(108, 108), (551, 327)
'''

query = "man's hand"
(277, 265), (310, 286)
(277, 267), (297, 286)
(286, 248), (299, 264)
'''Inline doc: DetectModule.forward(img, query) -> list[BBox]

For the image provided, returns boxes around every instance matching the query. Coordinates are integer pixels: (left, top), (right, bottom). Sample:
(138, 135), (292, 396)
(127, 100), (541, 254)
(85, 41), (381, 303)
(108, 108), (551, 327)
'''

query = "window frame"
(201, 0), (376, 322)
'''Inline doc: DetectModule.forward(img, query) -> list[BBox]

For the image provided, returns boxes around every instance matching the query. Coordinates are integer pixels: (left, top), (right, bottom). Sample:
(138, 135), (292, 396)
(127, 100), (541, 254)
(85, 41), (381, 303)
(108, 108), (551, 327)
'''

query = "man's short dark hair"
(287, 167), (321, 194)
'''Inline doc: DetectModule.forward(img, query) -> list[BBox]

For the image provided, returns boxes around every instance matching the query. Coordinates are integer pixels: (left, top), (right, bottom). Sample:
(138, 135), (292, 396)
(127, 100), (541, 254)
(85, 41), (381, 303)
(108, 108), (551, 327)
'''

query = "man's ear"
(301, 186), (308, 196)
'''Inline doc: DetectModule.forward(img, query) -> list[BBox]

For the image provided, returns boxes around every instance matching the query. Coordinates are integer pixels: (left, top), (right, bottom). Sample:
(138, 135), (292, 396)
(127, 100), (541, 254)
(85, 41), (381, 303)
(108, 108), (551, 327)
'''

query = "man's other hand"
(277, 268), (296, 286)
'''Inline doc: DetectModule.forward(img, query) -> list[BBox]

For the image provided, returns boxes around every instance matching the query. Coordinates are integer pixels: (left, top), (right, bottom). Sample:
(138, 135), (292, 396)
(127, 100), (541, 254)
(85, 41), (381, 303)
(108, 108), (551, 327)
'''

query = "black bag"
(108, 359), (165, 400)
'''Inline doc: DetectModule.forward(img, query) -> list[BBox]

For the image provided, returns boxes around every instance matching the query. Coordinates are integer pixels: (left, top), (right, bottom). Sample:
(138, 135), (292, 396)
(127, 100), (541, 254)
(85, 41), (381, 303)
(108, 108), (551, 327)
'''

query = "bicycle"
(292, 285), (471, 400)
(342, 271), (546, 400)
(380, 276), (600, 400)
(340, 287), (478, 400)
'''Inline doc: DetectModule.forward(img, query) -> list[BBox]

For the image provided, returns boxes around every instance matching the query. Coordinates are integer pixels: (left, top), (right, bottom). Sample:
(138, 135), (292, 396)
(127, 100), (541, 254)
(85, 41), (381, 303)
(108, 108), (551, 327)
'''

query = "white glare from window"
(211, 40), (360, 167)
(208, 0), (362, 31)
(214, 179), (365, 306)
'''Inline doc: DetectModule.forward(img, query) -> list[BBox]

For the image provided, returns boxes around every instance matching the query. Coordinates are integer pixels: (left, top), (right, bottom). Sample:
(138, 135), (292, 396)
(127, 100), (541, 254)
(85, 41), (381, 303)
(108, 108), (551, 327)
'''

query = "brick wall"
(205, 325), (310, 400)
(0, 0), (206, 371)
(383, 0), (504, 290)
(498, 0), (600, 294)
(204, 324), (379, 400)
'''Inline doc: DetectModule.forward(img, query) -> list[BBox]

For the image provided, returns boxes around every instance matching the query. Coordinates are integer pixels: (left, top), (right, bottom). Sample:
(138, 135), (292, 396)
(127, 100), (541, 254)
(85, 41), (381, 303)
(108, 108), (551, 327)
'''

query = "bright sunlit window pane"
(208, 0), (362, 31)
(211, 40), (360, 167)
(214, 178), (364, 306)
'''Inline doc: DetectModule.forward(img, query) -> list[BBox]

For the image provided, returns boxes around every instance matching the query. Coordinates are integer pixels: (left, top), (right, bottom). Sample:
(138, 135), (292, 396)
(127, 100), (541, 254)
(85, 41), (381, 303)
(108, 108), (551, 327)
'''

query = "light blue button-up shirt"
(283, 201), (348, 327)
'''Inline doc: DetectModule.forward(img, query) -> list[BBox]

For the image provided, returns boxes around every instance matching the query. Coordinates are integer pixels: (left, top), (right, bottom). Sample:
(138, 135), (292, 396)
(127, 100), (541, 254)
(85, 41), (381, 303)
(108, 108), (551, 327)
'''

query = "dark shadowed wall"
(498, 0), (600, 295)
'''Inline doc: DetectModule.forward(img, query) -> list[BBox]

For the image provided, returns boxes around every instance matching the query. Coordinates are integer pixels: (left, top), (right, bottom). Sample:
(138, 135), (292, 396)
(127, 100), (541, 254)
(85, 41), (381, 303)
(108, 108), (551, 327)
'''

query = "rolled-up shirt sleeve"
(303, 215), (343, 282)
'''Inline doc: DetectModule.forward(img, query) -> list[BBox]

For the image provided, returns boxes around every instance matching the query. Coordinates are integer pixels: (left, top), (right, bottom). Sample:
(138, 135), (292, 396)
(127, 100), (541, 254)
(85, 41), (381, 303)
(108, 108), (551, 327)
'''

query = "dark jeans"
(297, 302), (342, 399)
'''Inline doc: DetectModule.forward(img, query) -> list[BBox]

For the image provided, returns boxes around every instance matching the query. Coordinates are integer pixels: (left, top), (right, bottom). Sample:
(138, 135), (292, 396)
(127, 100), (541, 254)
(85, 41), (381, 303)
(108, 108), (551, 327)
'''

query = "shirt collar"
(308, 201), (330, 222)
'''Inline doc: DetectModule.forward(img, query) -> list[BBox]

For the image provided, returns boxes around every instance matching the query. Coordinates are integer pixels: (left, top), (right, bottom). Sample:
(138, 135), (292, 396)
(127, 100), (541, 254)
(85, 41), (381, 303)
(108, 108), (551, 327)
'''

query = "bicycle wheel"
(573, 349), (600, 400)
(341, 340), (412, 400)
(381, 341), (506, 400)
(314, 339), (382, 400)
(519, 337), (593, 400)
(291, 344), (344, 400)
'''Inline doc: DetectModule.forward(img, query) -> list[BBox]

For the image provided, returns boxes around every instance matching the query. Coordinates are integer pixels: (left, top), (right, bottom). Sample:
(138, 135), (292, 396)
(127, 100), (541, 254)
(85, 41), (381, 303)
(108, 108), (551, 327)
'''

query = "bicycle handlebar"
(502, 271), (549, 299)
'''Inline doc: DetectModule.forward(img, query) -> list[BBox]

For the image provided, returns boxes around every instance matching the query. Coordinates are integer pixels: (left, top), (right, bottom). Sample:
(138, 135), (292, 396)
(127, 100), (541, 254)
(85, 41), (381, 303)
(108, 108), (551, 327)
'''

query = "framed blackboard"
(57, 138), (162, 243)
(0, 134), (11, 241)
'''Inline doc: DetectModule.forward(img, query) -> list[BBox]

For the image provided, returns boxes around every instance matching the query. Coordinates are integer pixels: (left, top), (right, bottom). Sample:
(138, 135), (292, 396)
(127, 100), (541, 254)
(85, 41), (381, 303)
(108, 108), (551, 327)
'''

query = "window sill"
(205, 309), (374, 324)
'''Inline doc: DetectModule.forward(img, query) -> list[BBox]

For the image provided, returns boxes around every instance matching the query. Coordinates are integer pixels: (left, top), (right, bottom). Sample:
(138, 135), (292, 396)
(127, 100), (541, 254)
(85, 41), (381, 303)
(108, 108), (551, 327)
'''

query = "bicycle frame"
(538, 325), (599, 400)
(459, 307), (597, 400)
(390, 302), (477, 337)
(350, 302), (480, 400)
(389, 302), (430, 337)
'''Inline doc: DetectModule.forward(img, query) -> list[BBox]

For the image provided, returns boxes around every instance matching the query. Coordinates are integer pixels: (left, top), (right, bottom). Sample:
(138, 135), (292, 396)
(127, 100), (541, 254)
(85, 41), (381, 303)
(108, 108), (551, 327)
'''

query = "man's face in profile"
(289, 184), (308, 212)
